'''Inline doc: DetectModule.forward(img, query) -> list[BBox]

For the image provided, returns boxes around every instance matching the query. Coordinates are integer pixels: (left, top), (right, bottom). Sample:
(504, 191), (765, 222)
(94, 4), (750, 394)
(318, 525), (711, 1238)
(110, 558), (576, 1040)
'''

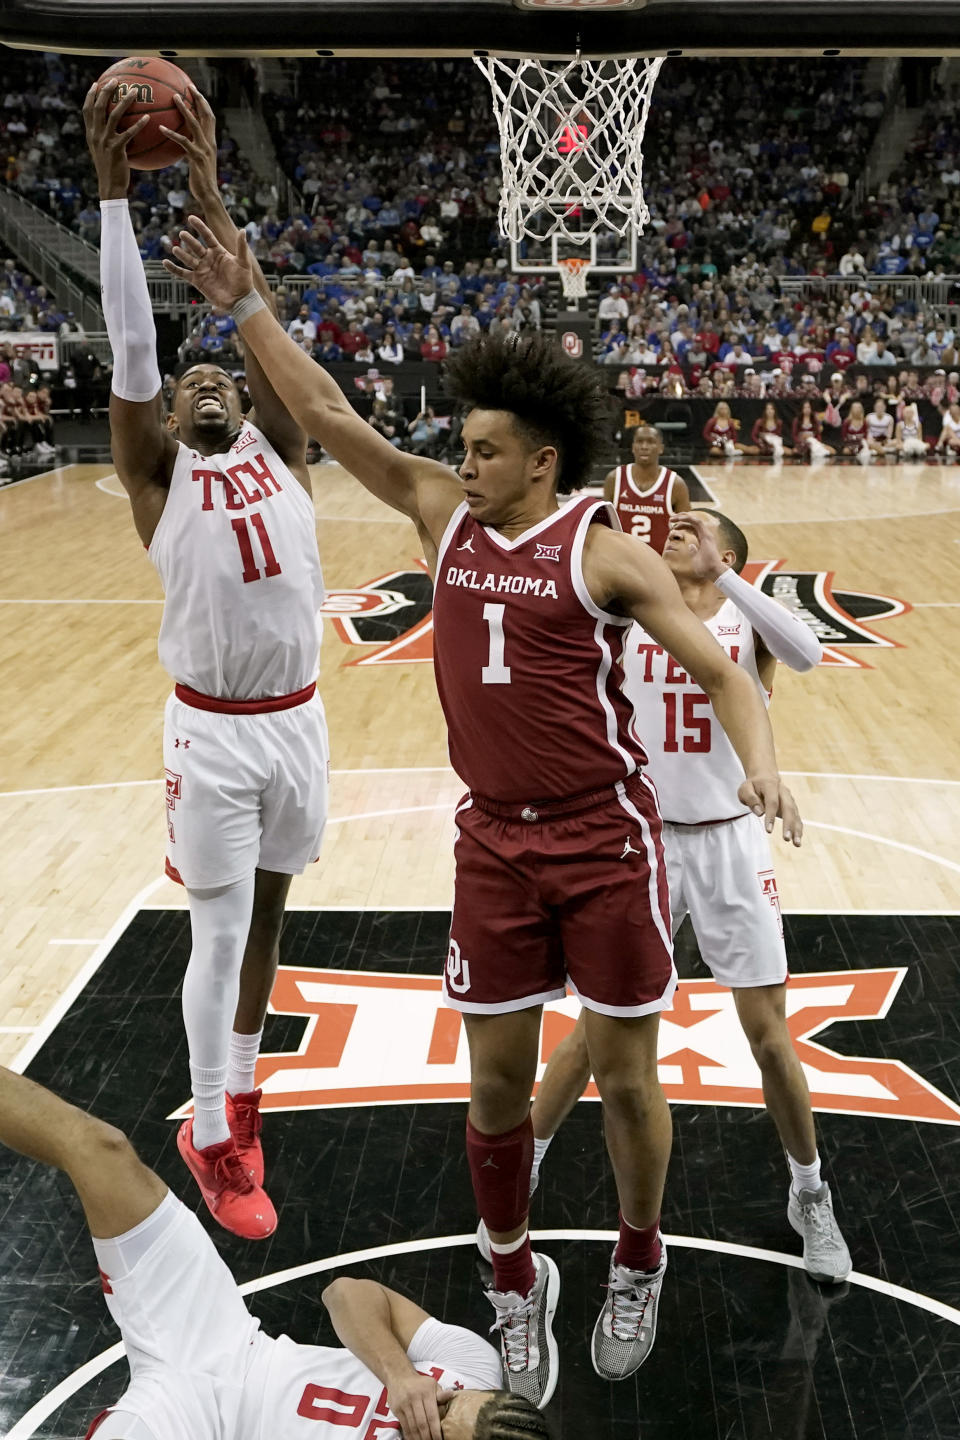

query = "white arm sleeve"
(100, 198), (162, 403)
(714, 567), (824, 673)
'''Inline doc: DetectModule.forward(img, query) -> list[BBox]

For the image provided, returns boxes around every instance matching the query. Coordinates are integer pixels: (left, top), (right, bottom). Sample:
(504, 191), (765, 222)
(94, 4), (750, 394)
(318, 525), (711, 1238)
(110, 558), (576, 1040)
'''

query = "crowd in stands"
(6, 51), (960, 462)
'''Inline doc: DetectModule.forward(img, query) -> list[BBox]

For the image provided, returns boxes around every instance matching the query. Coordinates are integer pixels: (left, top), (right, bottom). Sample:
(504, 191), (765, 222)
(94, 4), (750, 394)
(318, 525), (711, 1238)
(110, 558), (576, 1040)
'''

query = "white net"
(557, 256), (591, 300)
(475, 53), (664, 246)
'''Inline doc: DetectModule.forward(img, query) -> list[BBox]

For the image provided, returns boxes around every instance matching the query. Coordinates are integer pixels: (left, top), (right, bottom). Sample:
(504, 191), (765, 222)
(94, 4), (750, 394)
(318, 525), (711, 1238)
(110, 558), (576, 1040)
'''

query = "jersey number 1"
(231, 514), (282, 584)
(481, 602), (511, 684)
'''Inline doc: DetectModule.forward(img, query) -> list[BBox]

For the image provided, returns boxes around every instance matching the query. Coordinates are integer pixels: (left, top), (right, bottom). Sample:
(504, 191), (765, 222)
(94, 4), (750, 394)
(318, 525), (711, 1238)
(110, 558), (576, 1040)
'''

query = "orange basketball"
(97, 56), (197, 171)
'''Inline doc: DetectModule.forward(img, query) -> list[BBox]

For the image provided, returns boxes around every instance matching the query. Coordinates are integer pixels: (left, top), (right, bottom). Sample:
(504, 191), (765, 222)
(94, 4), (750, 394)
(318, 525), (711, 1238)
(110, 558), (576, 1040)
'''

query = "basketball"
(96, 56), (196, 170)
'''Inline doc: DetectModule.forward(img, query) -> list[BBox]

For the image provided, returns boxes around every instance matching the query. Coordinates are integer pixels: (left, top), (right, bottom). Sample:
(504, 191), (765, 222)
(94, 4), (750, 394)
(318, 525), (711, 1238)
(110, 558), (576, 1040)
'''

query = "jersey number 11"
(231, 514), (282, 584)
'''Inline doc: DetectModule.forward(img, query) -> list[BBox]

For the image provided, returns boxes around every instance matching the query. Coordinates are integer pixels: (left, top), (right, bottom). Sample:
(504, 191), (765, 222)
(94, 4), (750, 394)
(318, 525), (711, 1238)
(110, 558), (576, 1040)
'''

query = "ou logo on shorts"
(446, 939), (472, 994)
(561, 330), (583, 358)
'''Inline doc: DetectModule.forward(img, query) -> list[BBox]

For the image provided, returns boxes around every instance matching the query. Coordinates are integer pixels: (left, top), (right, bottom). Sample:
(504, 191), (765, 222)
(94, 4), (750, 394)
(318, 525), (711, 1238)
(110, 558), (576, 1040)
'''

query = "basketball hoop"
(475, 52), (664, 245)
(557, 255), (592, 301)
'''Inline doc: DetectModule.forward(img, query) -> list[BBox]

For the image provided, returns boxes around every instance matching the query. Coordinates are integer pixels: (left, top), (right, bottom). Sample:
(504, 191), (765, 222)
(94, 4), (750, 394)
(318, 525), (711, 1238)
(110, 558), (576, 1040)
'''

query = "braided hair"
(474, 1392), (556, 1439)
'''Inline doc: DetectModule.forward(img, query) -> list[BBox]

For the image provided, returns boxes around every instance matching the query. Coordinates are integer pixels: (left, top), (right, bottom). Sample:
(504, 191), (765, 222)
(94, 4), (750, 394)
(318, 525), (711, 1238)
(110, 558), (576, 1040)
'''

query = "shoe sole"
(533, 1253), (561, 1410)
(787, 1203), (852, 1284)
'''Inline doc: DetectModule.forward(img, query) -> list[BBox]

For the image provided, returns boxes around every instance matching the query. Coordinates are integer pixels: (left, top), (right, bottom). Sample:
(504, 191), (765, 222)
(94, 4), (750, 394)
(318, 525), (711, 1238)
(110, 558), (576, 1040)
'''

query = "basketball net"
(557, 255), (591, 301)
(475, 53), (664, 246)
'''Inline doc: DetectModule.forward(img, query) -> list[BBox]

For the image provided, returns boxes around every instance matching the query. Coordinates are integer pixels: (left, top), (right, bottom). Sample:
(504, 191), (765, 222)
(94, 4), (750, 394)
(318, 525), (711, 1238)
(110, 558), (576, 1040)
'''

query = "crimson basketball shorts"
(162, 683), (329, 890)
(444, 773), (676, 1018)
(664, 813), (788, 988)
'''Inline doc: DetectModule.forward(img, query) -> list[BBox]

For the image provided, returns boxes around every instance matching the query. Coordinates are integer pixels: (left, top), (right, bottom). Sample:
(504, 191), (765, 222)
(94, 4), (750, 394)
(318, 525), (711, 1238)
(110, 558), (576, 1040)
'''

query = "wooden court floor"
(2, 458), (960, 1068)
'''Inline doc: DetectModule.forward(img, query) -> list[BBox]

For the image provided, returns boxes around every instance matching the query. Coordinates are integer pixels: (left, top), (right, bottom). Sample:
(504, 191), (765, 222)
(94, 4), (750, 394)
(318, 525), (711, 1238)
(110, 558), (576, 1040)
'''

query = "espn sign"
(170, 966), (960, 1126)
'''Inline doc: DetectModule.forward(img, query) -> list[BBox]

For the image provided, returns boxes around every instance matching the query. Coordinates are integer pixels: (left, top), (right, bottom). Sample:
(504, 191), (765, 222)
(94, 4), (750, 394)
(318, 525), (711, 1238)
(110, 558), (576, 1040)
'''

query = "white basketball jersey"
(149, 421), (324, 699)
(901, 417), (921, 440)
(623, 598), (769, 824)
(236, 1321), (502, 1440)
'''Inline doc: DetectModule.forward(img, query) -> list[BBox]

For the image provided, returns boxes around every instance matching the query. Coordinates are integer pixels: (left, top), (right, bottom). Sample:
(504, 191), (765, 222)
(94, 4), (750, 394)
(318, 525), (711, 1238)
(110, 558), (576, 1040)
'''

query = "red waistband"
(174, 682), (316, 715)
(471, 771), (642, 822)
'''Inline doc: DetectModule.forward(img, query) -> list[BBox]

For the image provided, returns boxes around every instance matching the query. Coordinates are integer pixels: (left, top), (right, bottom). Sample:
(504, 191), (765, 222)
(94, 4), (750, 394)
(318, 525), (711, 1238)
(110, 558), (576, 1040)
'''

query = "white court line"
(783, 769), (960, 787)
(10, 876), (167, 1074)
(327, 802), (453, 826)
(0, 598), (162, 605)
(804, 820), (960, 878)
(95, 475), (124, 498)
(0, 1025), (36, 1033)
(0, 465), (66, 491)
(48, 939), (104, 947)
(7, 1226), (959, 1440)
(0, 779), (161, 799)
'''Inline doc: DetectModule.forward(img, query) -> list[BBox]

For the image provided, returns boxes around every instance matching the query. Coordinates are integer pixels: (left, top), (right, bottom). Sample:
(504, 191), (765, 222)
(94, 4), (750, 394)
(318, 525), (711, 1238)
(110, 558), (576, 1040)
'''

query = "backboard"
(2, 0), (960, 59)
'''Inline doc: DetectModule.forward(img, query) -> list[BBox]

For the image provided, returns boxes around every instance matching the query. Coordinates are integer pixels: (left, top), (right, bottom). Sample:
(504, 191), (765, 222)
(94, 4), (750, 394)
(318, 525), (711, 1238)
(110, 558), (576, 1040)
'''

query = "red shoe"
(226, 1088), (265, 1186)
(176, 1121), (277, 1240)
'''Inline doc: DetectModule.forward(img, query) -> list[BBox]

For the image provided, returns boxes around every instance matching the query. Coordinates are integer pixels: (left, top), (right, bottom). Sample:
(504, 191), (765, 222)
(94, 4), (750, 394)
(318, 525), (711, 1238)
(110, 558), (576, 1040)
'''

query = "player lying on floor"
(0, 1065), (551, 1440)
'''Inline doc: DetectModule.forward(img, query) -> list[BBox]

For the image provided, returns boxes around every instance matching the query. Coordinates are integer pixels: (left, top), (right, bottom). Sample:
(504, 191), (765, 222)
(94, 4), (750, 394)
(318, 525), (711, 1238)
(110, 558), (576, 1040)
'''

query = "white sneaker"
(486, 1251), (560, 1409)
(591, 1239), (668, 1380)
(788, 1182), (852, 1283)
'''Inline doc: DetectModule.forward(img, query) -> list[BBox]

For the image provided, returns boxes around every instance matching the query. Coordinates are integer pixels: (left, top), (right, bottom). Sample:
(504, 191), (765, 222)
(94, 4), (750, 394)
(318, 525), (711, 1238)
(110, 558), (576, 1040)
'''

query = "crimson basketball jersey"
(623, 598), (770, 824)
(149, 421), (324, 699)
(611, 464), (678, 552)
(433, 498), (646, 802)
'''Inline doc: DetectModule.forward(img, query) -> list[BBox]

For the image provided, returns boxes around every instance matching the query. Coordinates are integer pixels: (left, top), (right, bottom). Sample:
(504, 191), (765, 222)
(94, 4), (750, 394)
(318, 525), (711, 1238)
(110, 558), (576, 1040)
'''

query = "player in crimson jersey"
(0, 1066), (549, 1440)
(166, 221), (799, 1407)
(501, 510), (851, 1286)
(603, 424), (690, 552)
(85, 87), (329, 1240)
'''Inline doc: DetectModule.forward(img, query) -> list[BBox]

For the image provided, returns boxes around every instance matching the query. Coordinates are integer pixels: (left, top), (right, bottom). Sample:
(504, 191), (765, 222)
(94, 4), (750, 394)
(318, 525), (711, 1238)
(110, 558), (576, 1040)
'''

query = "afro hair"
(444, 329), (613, 494)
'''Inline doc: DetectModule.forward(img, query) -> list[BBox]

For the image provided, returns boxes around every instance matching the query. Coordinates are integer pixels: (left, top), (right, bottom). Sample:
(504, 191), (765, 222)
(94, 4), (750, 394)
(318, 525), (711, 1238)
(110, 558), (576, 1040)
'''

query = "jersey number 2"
(630, 514), (652, 543)
(231, 514), (282, 584)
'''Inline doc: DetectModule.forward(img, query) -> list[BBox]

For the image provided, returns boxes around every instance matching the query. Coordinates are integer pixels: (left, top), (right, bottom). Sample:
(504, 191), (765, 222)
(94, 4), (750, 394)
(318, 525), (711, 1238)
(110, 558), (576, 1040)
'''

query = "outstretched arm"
(322, 1278), (458, 1440)
(84, 80), (178, 546)
(164, 218), (461, 560)
(160, 86), (309, 488)
(583, 526), (802, 844)
(675, 511), (823, 673)
(0, 1065), (167, 1240)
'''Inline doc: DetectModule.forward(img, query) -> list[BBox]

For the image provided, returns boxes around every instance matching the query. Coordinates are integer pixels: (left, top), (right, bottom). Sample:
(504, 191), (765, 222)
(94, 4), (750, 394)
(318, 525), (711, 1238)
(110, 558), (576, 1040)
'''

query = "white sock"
(788, 1151), (823, 1196)
(226, 1028), (263, 1098)
(488, 1229), (529, 1256)
(182, 878), (256, 1152)
(191, 1063), (231, 1149)
(531, 1134), (553, 1181)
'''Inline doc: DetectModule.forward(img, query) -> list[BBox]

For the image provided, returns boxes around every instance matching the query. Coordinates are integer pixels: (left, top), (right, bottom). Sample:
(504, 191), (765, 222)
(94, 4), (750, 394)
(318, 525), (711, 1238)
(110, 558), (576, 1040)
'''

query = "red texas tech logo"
(164, 769), (182, 842)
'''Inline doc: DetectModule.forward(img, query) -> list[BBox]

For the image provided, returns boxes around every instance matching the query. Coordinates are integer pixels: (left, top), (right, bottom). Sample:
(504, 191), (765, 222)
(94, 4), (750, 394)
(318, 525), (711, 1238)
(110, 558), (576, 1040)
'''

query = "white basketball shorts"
(90, 1194), (261, 1440)
(162, 685), (329, 890)
(663, 812), (788, 988)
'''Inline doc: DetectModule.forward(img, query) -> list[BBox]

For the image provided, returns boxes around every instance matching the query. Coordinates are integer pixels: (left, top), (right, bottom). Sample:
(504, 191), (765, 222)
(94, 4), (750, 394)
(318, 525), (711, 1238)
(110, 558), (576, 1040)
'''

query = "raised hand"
(163, 215), (253, 310)
(82, 81), (150, 201)
(158, 84), (218, 201)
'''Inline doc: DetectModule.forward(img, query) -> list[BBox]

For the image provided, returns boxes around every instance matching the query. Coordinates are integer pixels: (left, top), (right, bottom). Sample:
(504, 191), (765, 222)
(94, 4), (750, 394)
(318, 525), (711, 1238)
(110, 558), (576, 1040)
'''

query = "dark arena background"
(1, 3), (960, 1438)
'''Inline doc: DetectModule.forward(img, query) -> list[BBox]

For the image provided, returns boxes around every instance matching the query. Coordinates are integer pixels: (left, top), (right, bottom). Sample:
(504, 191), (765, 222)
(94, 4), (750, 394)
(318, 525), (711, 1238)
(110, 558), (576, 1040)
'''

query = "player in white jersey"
(492, 510), (851, 1285)
(864, 397), (896, 458)
(603, 424), (690, 552)
(85, 85), (328, 1239)
(0, 1065), (551, 1440)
